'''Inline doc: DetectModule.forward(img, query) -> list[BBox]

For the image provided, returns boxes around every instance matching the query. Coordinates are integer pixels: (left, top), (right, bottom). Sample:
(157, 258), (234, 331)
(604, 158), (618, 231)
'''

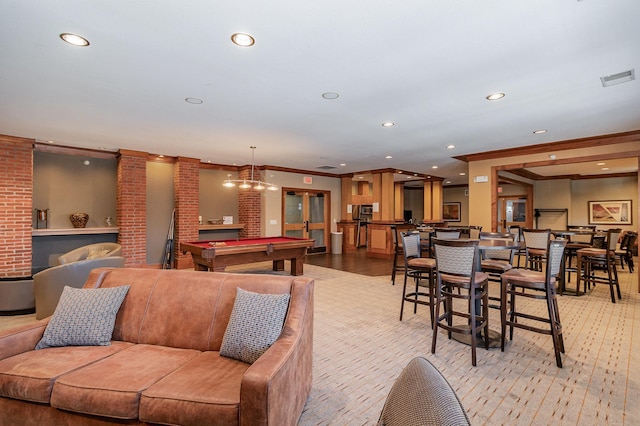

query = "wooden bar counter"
(366, 221), (416, 259)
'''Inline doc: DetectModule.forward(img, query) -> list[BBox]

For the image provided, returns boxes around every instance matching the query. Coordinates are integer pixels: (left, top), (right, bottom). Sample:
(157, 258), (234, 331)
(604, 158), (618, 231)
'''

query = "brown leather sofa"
(0, 268), (314, 425)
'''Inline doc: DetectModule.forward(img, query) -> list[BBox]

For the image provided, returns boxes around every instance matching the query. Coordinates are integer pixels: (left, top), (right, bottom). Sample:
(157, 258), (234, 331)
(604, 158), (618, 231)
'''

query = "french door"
(498, 196), (528, 232)
(282, 189), (329, 253)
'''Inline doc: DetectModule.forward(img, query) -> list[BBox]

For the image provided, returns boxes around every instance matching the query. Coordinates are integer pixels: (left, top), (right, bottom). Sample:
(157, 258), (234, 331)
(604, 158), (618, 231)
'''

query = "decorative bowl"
(207, 219), (224, 225)
(70, 213), (89, 228)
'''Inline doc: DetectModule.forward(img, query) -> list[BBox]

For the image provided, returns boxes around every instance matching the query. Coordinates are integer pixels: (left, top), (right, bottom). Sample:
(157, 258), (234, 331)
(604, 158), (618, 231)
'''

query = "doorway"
(282, 189), (330, 254)
(498, 196), (528, 232)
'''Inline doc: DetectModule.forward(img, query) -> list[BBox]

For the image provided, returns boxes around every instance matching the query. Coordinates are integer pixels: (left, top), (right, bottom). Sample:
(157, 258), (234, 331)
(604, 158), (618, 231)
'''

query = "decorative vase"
(70, 213), (89, 228)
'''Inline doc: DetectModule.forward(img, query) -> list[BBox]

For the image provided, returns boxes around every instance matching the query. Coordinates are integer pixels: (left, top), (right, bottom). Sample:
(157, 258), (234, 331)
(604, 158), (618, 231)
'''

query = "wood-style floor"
(306, 248), (394, 277)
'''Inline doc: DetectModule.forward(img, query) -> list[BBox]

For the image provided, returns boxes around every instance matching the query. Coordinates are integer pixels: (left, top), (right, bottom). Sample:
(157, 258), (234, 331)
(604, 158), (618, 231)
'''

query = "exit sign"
(303, 176), (313, 185)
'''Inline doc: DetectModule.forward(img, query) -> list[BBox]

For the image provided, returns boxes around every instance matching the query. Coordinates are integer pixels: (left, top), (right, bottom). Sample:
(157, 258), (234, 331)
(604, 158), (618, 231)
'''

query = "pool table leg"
(273, 260), (285, 272)
(290, 258), (304, 276)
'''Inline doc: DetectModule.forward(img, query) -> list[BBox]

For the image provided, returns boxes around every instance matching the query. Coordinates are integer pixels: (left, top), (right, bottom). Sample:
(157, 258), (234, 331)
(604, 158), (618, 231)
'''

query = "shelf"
(198, 224), (245, 231)
(32, 227), (119, 236)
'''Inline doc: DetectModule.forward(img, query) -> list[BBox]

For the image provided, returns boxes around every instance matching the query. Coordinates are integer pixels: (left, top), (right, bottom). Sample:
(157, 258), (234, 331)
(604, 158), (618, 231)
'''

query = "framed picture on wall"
(588, 200), (632, 225)
(443, 202), (461, 222)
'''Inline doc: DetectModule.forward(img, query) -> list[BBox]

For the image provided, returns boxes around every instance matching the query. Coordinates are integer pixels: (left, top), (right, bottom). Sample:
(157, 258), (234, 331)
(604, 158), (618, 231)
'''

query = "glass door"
(283, 189), (329, 253)
(498, 197), (527, 232)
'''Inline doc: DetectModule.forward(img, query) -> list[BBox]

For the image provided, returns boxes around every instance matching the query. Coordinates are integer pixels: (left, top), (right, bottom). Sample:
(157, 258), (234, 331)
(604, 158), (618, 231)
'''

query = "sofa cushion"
(35, 285), (130, 350)
(140, 351), (250, 425)
(0, 342), (133, 403)
(220, 288), (290, 364)
(50, 344), (201, 419)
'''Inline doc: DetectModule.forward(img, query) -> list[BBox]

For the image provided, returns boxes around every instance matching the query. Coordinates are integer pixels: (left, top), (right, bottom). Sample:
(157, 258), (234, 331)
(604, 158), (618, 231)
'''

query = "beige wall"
(199, 168), (239, 223)
(146, 162), (174, 264)
(468, 141), (640, 231)
(33, 151), (117, 228)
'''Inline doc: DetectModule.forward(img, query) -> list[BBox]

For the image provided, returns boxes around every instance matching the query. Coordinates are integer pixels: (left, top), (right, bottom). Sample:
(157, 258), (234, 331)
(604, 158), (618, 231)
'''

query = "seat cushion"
(439, 272), (488, 286)
(140, 351), (251, 425)
(50, 344), (200, 419)
(407, 258), (436, 269)
(481, 259), (512, 272)
(501, 268), (548, 290)
(0, 341), (133, 404)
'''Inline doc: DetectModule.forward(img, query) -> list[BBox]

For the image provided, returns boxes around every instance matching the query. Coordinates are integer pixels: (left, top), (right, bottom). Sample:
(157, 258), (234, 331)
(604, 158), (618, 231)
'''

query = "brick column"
(0, 135), (33, 277)
(237, 166), (262, 238)
(116, 150), (147, 267)
(174, 157), (200, 269)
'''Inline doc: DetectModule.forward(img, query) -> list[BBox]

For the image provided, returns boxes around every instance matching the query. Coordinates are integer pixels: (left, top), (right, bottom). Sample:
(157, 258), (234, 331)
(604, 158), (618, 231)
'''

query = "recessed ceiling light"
(431, 165), (438, 169)
(358, 176), (364, 179)
(322, 92), (339, 99)
(597, 162), (606, 166)
(601, 167), (610, 171)
(459, 172), (466, 176)
(185, 97), (203, 104)
(533, 129), (547, 134)
(47, 140), (55, 144)
(446, 144), (456, 149)
(60, 33), (90, 47)
(382, 122), (395, 127)
(339, 163), (346, 166)
(385, 155), (393, 159)
(486, 92), (505, 101)
(397, 171), (403, 174)
(445, 181), (451, 184)
(231, 33), (255, 47)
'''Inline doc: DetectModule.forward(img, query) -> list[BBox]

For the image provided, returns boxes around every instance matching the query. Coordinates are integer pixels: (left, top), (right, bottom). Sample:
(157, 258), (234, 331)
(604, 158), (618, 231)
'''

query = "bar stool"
(390, 225), (404, 285)
(577, 228), (622, 303)
(616, 231), (637, 273)
(500, 238), (567, 368)
(431, 238), (489, 366)
(399, 232), (436, 325)
(522, 228), (551, 271)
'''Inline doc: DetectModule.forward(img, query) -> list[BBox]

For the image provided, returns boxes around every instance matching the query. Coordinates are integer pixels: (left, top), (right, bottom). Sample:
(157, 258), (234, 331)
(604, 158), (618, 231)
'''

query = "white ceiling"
(1, 0), (639, 185)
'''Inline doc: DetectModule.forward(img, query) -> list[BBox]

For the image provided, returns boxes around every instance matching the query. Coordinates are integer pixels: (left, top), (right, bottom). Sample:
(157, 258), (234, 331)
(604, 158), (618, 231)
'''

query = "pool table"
(180, 236), (315, 276)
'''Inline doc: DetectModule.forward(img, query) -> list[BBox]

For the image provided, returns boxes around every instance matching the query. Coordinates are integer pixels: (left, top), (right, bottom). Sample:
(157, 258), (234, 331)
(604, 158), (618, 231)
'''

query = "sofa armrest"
(0, 320), (49, 361)
(239, 278), (314, 426)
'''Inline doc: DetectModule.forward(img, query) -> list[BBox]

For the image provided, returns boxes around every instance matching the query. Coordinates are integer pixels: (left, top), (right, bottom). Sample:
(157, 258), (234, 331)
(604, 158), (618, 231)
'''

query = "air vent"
(317, 165), (337, 170)
(600, 69), (635, 87)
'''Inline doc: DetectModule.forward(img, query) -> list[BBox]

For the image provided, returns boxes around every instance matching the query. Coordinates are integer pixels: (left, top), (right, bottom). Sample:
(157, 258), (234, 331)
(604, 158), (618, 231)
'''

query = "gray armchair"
(378, 357), (470, 426)
(33, 256), (125, 319)
(56, 243), (122, 265)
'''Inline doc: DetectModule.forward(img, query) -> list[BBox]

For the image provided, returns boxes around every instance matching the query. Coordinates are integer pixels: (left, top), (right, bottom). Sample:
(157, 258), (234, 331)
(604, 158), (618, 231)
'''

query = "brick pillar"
(0, 135), (33, 278)
(117, 150), (147, 267)
(174, 157), (200, 269)
(237, 166), (262, 238)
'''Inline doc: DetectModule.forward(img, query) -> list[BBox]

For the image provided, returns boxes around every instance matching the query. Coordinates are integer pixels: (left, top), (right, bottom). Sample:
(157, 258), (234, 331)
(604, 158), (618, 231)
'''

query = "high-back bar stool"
(500, 238), (568, 367)
(431, 238), (489, 366)
(576, 228), (623, 303)
(399, 232), (437, 325)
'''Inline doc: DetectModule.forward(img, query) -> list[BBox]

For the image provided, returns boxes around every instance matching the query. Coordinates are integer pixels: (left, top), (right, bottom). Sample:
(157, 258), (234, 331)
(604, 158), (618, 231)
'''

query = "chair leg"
(431, 279), (442, 355)
(469, 287), (477, 367)
(399, 274), (409, 321)
(612, 260), (622, 300)
(500, 277), (508, 351)
(546, 291), (563, 368)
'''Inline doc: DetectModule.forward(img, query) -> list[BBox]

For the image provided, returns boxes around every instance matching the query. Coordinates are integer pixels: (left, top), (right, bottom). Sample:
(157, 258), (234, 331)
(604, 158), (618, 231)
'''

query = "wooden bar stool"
(577, 228), (622, 303)
(399, 232), (436, 325)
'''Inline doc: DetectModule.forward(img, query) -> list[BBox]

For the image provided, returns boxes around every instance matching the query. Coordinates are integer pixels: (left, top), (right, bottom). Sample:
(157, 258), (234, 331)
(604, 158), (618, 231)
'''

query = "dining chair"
(434, 228), (461, 239)
(576, 228), (623, 303)
(522, 228), (551, 271)
(500, 238), (567, 368)
(479, 232), (515, 310)
(399, 232), (436, 325)
(431, 238), (489, 366)
(469, 226), (483, 239)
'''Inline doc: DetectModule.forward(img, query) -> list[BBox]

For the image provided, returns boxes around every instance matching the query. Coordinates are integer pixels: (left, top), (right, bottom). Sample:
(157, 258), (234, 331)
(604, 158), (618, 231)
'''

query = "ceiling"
(2, 1), (639, 186)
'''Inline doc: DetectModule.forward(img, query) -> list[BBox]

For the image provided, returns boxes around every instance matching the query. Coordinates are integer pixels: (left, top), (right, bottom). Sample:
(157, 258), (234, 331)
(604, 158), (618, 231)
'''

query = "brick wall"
(237, 166), (262, 238)
(174, 157), (200, 269)
(0, 136), (33, 278)
(116, 150), (147, 267)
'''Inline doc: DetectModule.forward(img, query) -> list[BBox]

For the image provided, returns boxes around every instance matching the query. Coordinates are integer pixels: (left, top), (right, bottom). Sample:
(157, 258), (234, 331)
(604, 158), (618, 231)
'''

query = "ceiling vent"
(600, 69), (635, 87)
(317, 165), (337, 170)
